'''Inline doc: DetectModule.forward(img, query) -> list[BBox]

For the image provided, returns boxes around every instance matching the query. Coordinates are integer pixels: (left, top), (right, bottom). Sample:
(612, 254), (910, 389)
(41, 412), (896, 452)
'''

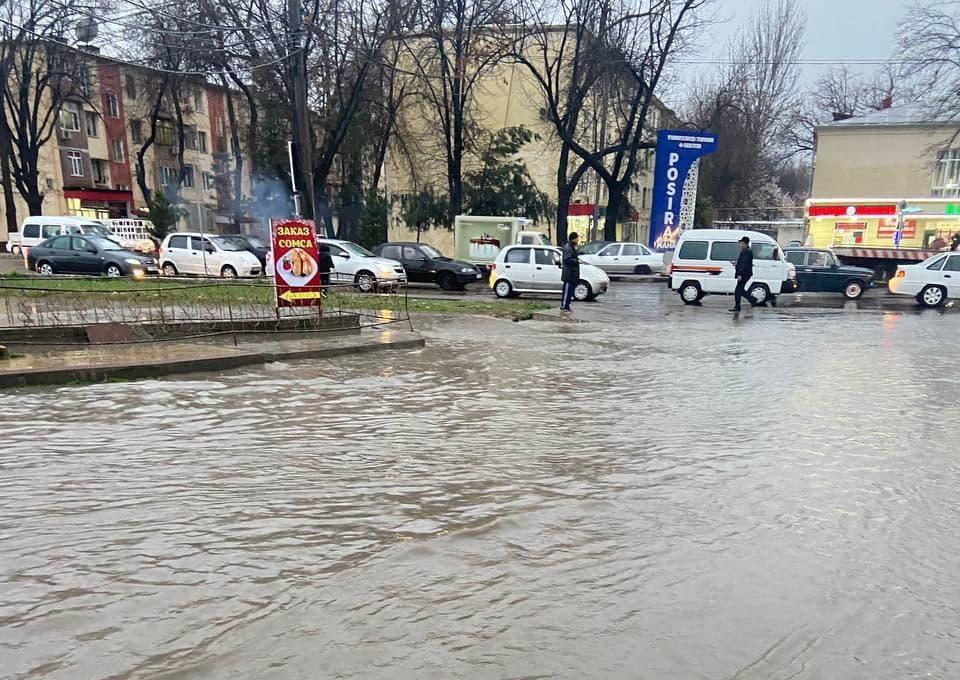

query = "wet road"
(3, 286), (960, 679)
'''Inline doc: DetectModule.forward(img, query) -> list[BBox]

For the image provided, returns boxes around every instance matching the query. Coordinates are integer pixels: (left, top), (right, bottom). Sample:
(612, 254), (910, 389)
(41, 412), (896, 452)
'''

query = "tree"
(401, 188), (449, 241)
(897, 1), (960, 121)
(463, 126), (551, 220)
(144, 191), (186, 241)
(358, 190), (389, 248)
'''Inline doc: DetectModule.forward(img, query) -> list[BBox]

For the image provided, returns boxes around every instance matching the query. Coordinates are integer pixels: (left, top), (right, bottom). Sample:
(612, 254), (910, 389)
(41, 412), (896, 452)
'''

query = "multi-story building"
(1, 48), (253, 243)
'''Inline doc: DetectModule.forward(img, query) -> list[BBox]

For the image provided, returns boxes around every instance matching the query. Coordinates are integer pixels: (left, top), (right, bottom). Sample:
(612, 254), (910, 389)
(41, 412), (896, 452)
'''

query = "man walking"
(318, 244), (334, 297)
(730, 236), (755, 313)
(560, 231), (581, 316)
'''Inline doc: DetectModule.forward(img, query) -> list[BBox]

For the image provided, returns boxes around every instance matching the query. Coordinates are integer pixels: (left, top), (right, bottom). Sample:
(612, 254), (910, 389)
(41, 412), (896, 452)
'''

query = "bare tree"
(898, 1), (960, 121)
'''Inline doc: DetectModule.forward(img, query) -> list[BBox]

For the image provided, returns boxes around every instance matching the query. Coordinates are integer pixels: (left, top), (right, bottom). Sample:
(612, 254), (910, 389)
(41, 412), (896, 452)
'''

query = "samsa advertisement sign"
(270, 218), (321, 307)
(648, 130), (717, 250)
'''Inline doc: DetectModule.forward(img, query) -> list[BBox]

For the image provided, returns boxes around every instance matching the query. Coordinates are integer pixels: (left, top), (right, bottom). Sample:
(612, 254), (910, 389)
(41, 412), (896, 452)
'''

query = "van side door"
(707, 241), (740, 294)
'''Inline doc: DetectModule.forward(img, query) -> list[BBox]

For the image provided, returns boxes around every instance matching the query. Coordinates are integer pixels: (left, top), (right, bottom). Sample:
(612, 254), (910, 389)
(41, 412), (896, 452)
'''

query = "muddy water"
(2, 291), (960, 679)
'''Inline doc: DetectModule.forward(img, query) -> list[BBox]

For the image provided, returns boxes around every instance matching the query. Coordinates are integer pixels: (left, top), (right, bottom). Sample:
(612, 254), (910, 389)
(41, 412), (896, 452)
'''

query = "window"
(182, 165), (195, 188)
(641, 186), (649, 210)
(752, 243), (779, 261)
(518, 233), (538, 245)
(678, 240), (708, 261)
(191, 236), (212, 251)
(49, 236), (71, 249)
(598, 245), (621, 257)
(198, 131), (208, 153)
(927, 256), (947, 271)
(380, 245), (402, 260)
(158, 166), (178, 186)
(92, 159), (108, 184)
(168, 235), (189, 249)
(202, 172), (215, 190)
(621, 244), (641, 256)
(42, 225), (61, 238)
(23, 224), (40, 239)
(73, 237), (97, 252)
(945, 256), (960, 272)
(327, 244), (348, 258)
(106, 93), (120, 118)
(157, 119), (177, 146)
(709, 242), (740, 261)
(807, 251), (830, 267)
(785, 251), (805, 265)
(112, 138), (125, 162)
(403, 246), (425, 260)
(60, 102), (81, 132)
(193, 89), (205, 113)
(85, 111), (98, 137)
(130, 119), (143, 144)
(185, 130), (198, 150)
(125, 74), (136, 100)
(932, 149), (960, 198)
(505, 248), (530, 264)
(534, 248), (560, 266)
(67, 151), (84, 177)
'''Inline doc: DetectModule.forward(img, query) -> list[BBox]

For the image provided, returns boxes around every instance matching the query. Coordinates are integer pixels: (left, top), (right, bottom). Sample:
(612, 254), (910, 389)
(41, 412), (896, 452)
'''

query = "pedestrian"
(951, 232), (960, 252)
(318, 244), (334, 297)
(560, 231), (581, 316)
(730, 236), (756, 313)
(930, 234), (948, 250)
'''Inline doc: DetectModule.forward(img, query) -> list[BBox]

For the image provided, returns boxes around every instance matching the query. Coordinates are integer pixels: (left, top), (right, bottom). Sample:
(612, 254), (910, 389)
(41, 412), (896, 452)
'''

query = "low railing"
(0, 277), (411, 345)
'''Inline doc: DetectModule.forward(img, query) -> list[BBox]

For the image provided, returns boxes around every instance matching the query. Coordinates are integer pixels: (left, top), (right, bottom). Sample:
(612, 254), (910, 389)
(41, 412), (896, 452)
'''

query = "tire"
(494, 278), (513, 298)
(355, 270), (376, 293)
(919, 284), (946, 308)
(748, 283), (770, 305)
(37, 261), (54, 275)
(679, 281), (702, 304)
(162, 262), (178, 277)
(633, 265), (652, 275)
(437, 271), (456, 291)
(843, 279), (865, 300)
(221, 265), (238, 279)
(574, 280), (592, 301)
(105, 263), (123, 277)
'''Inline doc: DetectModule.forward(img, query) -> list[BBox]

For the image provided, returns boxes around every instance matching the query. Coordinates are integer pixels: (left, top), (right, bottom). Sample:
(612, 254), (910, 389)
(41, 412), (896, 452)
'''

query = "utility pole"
(287, 0), (314, 220)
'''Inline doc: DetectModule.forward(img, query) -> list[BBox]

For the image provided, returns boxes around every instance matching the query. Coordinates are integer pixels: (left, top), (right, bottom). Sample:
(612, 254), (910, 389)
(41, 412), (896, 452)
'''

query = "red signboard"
(270, 218), (321, 307)
(878, 219), (917, 239)
(808, 204), (897, 218)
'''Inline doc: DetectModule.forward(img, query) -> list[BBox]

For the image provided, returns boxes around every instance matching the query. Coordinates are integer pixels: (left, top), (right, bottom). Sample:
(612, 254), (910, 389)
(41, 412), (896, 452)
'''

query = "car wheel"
(679, 281), (702, 304)
(221, 265), (238, 279)
(162, 262), (178, 277)
(749, 283), (770, 305)
(105, 263), (123, 277)
(843, 279), (865, 300)
(355, 270), (376, 293)
(919, 284), (946, 308)
(37, 261), (54, 276)
(633, 265), (652, 275)
(574, 280), (592, 301)
(494, 279), (513, 298)
(437, 271), (456, 291)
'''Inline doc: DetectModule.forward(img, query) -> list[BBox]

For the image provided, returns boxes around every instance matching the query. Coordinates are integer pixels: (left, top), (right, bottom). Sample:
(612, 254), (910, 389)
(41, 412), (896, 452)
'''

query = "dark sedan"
(28, 234), (157, 278)
(221, 234), (269, 269)
(784, 247), (874, 300)
(374, 242), (483, 290)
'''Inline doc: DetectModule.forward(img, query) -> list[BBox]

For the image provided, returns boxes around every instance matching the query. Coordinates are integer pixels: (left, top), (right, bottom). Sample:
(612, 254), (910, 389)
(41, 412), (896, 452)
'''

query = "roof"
(818, 103), (959, 129)
(678, 229), (778, 242)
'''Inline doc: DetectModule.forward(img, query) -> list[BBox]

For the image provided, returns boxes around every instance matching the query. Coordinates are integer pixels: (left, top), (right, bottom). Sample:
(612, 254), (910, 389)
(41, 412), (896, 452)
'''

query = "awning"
(63, 188), (134, 203)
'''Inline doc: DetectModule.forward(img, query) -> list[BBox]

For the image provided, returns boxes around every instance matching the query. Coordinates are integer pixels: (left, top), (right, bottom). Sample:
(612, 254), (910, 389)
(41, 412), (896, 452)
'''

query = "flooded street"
(3, 286), (960, 679)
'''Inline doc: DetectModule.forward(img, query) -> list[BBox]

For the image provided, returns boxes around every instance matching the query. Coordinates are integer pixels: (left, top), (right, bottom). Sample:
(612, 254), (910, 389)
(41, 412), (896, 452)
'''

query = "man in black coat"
(318, 244), (335, 297)
(730, 236), (756, 312)
(560, 232), (581, 315)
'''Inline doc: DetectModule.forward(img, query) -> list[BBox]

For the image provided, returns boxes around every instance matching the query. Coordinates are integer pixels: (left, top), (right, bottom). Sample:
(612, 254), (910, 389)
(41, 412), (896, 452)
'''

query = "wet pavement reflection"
(2, 285), (960, 679)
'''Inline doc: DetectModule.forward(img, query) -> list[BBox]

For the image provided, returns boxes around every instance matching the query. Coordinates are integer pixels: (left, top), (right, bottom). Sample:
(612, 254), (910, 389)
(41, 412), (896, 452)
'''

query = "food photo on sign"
(269, 219), (322, 307)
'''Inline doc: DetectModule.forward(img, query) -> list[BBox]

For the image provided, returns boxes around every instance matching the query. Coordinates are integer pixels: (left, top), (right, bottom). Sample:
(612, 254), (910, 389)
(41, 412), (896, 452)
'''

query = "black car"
(374, 242), (483, 290)
(221, 234), (269, 269)
(784, 247), (875, 300)
(27, 234), (157, 278)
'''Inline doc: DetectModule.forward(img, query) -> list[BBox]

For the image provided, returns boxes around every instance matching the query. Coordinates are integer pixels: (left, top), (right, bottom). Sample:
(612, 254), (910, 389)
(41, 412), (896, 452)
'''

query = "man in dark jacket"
(560, 232), (581, 315)
(318, 244), (335, 297)
(730, 236), (755, 312)
(951, 232), (960, 252)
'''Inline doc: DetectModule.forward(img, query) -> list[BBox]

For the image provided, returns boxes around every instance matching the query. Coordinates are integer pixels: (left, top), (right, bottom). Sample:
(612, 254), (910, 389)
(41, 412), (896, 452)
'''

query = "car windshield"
(86, 224), (114, 236)
(213, 237), (243, 251)
(245, 236), (266, 248)
(87, 236), (122, 250)
(421, 245), (444, 258)
(340, 242), (375, 257)
(580, 241), (609, 254)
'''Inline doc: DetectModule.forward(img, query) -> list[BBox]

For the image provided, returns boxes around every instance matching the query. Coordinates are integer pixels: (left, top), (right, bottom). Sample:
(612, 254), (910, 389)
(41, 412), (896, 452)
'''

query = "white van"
(669, 229), (797, 305)
(13, 216), (120, 257)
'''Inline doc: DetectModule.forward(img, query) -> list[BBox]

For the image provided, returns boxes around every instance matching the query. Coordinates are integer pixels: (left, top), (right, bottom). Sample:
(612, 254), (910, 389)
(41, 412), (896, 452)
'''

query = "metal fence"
(0, 277), (412, 344)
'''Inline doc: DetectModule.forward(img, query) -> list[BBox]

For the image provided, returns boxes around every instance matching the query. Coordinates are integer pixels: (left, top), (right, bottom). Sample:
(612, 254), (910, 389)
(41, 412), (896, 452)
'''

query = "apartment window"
(158, 166), (177, 186)
(106, 93), (120, 118)
(112, 138), (125, 162)
(932, 149), (960, 198)
(202, 172), (215, 190)
(67, 151), (84, 177)
(60, 102), (81, 133)
(193, 89), (205, 113)
(185, 130), (198, 151)
(642, 186), (649, 210)
(92, 159), (108, 184)
(183, 165), (195, 188)
(198, 131), (208, 153)
(130, 119), (143, 144)
(157, 119), (177, 146)
(125, 74), (136, 100)
(85, 111), (98, 137)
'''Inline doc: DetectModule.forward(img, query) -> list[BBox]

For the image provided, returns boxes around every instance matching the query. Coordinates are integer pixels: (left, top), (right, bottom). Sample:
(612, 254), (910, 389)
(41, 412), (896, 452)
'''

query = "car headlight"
(125, 258), (141, 265)
(460, 267), (474, 273)
(378, 263), (393, 275)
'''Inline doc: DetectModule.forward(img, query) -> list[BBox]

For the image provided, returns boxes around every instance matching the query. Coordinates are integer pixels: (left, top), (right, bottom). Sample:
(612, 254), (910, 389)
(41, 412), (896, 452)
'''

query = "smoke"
(245, 174), (295, 241)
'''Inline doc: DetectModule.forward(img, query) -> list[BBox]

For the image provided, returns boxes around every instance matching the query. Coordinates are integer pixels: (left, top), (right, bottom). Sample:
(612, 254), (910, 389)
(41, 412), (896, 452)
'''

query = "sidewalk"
(0, 329), (424, 388)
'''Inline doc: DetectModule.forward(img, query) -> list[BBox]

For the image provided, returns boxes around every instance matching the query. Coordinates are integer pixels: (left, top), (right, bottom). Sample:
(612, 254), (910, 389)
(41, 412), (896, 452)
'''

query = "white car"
(889, 252), (960, 307)
(266, 239), (407, 292)
(579, 241), (666, 275)
(159, 232), (262, 277)
(490, 244), (609, 300)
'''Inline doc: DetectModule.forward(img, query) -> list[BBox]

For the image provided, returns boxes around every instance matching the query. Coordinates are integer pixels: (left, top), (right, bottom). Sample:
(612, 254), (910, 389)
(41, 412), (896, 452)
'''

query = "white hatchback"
(579, 241), (666, 275)
(889, 252), (960, 307)
(490, 245), (609, 300)
(159, 232), (262, 277)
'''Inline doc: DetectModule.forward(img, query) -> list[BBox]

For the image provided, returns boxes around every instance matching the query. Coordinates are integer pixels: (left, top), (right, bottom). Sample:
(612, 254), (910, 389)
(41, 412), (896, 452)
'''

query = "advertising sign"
(648, 130), (718, 250)
(270, 218), (322, 307)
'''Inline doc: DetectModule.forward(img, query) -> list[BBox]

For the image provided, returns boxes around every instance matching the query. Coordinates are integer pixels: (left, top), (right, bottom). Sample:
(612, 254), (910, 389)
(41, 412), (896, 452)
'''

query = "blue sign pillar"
(648, 130), (718, 250)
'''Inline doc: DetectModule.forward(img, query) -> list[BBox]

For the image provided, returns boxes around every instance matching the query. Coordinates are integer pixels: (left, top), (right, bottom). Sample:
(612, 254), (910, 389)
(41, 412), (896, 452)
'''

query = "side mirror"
(87, 247), (98, 254)
(340, 252), (350, 259)
(205, 246), (215, 254)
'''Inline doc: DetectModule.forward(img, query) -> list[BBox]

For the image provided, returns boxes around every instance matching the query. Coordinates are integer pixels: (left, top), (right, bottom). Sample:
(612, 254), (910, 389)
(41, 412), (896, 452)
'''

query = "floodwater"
(2, 286), (960, 679)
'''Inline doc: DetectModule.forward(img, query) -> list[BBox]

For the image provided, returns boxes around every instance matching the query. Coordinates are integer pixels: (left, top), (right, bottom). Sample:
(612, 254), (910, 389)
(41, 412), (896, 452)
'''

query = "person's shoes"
(729, 307), (740, 312)
(560, 309), (572, 317)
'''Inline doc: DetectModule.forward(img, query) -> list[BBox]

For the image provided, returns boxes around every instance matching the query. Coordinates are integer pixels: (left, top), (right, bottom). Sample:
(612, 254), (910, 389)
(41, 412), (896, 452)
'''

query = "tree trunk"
(26, 191), (44, 216)
(603, 188), (622, 241)
(224, 87), (244, 231)
(0, 116), (17, 233)
(556, 185), (571, 246)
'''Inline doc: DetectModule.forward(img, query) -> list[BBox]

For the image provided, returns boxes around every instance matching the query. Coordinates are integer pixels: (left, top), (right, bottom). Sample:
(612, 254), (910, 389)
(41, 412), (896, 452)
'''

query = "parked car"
(13, 216), (121, 257)
(159, 232), (262, 278)
(888, 251), (960, 307)
(27, 234), (157, 277)
(669, 229), (796, 305)
(317, 239), (407, 292)
(578, 240), (610, 255)
(220, 234), (269, 269)
(579, 241), (666, 275)
(784, 247), (874, 300)
(374, 242), (482, 290)
(490, 245), (609, 301)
